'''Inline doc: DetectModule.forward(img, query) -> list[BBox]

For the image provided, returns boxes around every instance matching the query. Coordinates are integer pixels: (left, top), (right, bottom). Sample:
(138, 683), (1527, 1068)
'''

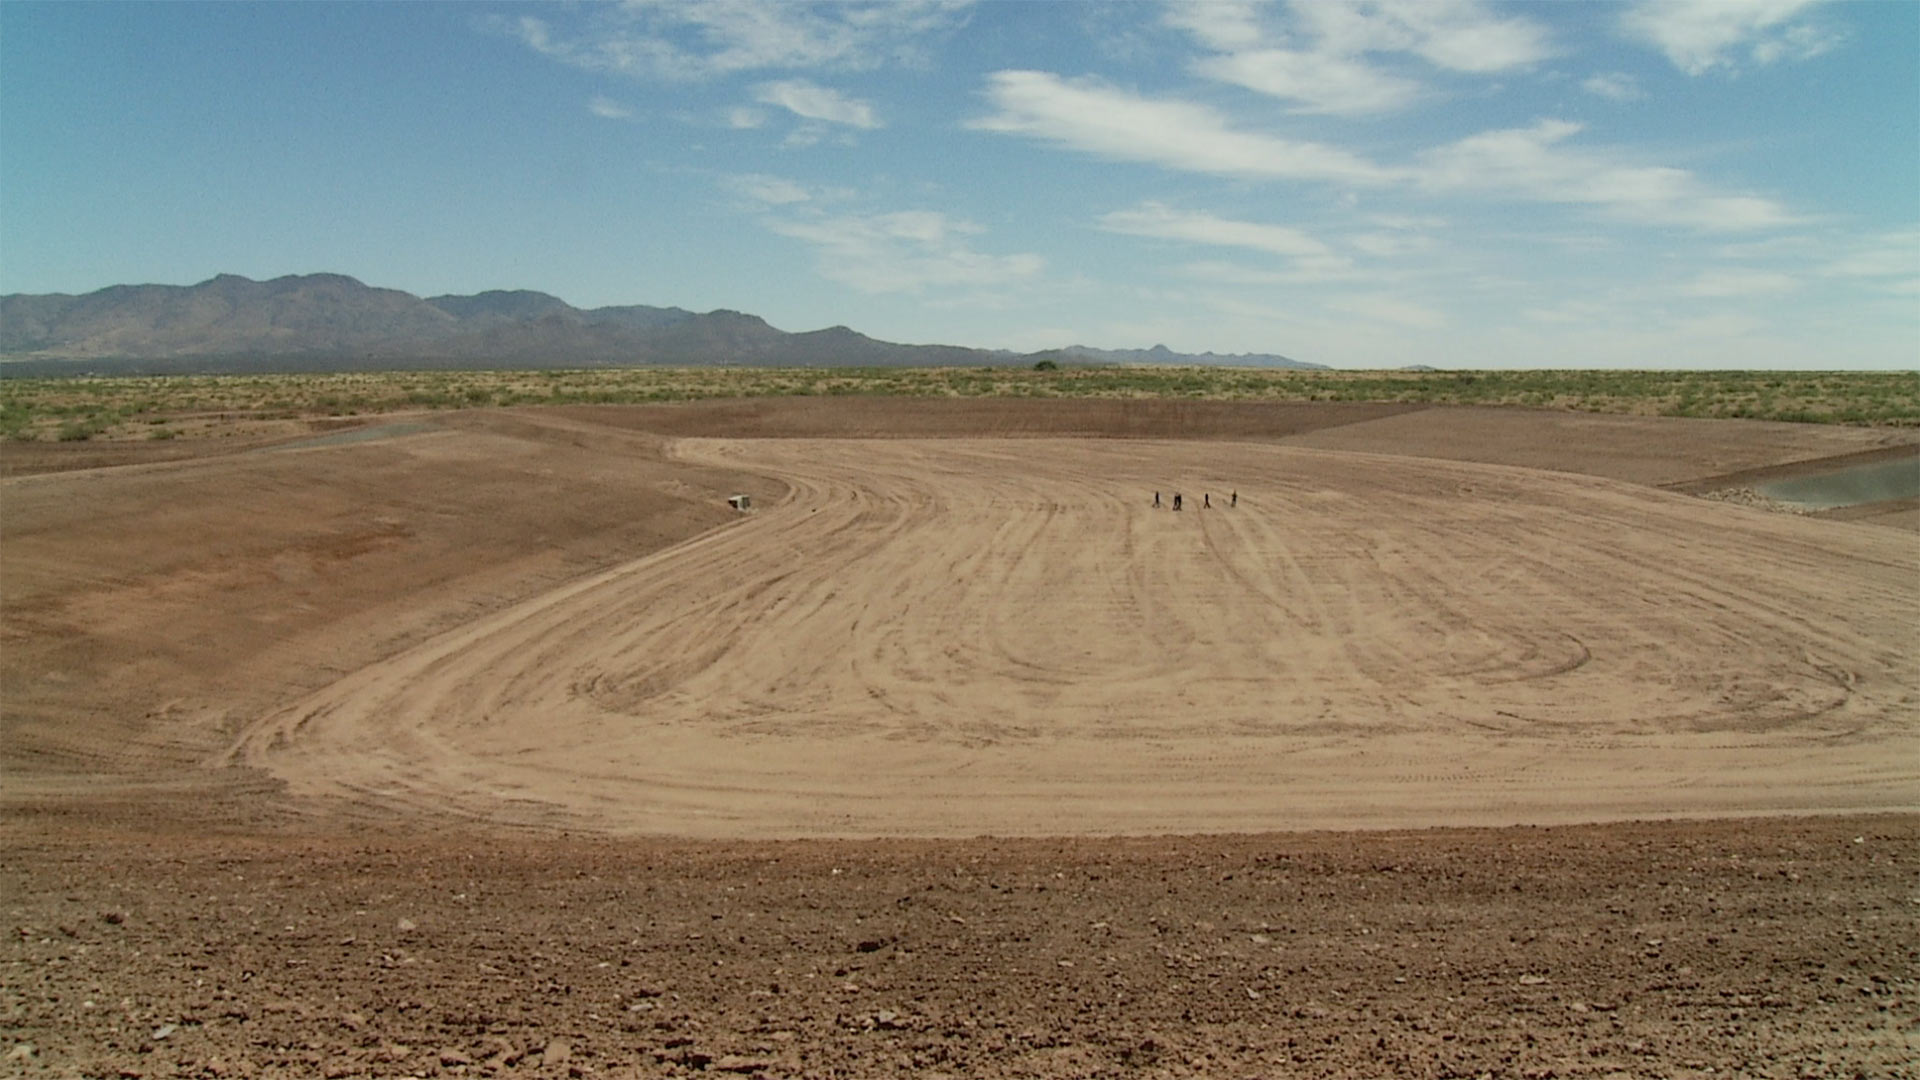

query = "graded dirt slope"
(1281, 405), (1919, 486)
(5, 402), (1916, 834)
(0, 410), (780, 810)
(208, 434), (1919, 837)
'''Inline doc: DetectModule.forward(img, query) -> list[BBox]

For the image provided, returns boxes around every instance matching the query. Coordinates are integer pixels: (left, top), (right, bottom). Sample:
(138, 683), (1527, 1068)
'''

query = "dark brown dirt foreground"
(4, 815), (1915, 1080)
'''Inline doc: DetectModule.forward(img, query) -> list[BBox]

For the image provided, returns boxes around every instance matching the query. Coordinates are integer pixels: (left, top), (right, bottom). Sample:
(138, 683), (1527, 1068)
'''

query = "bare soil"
(3, 399), (1916, 1077)
(4, 815), (1915, 1080)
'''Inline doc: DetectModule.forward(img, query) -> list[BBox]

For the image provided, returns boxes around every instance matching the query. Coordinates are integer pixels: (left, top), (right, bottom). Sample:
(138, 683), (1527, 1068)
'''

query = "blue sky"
(2, 1), (1915, 369)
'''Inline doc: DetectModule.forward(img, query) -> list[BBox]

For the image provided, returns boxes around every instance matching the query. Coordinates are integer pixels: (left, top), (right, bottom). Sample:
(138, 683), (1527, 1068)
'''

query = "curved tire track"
(223, 438), (1920, 836)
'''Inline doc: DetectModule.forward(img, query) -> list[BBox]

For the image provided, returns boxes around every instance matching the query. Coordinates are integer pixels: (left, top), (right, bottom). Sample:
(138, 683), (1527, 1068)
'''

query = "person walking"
(1173, 493), (1182, 511)
(1231, 490), (1237, 507)
(1203, 493), (1211, 509)
(1154, 491), (1161, 508)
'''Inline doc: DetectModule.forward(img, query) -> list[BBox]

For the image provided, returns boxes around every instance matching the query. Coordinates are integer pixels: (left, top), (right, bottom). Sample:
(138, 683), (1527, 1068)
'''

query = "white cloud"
(1099, 203), (1334, 259)
(1177, 259), (1364, 286)
(1680, 269), (1799, 297)
(1581, 72), (1644, 101)
(588, 95), (635, 120)
(969, 71), (1397, 184)
(502, 1), (971, 81)
(753, 79), (880, 128)
(1196, 48), (1422, 116)
(1168, 1), (1550, 116)
(727, 106), (768, 128)
(973, 71), (1797, 238)
(1418, 119), (1796, 231)
(763, 208), (1044, 294)
(1161, 1), (1265, 51)
(1620, 0), (1839, 76)
(780, 126), (830, 149)
(726, 173), (812, 206)
(1818, 228), (1920, 279)
(1288, 0), (1554, 74)
(1367, 213), (1448, 231)
(971, 73), (1796, 236)
(1348, 231), (1433, 256)
(1347, 212), (1441, 257)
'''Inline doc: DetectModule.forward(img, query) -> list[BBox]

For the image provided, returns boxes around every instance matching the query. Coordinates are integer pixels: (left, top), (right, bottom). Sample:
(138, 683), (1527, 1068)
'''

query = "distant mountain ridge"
(0, 273), (1323, 372)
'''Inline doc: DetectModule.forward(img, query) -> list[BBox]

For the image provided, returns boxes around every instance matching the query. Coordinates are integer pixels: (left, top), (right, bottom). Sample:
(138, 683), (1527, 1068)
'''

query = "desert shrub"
(0, 366), (1913, 430)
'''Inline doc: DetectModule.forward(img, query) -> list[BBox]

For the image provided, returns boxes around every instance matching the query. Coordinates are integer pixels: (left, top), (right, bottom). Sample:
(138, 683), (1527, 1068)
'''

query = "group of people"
(1153, 490), (1235, 511)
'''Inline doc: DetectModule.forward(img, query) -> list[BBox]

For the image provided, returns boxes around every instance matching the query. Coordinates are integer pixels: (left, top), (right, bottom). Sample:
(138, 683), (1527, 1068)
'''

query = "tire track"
(221, 437), (1920, 836)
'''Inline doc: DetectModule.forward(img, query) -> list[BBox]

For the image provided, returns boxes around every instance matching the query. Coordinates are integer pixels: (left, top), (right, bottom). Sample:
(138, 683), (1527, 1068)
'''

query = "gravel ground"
(4, 814), (1915, 1079)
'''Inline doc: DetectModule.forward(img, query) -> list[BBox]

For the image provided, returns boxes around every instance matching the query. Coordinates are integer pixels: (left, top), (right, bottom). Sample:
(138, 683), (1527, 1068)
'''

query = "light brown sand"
(213, 435), (1920, 836)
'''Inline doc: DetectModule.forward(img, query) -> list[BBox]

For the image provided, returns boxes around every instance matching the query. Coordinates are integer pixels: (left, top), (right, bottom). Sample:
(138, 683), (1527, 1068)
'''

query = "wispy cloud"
(1345, 212), (1443, 258)
(1177, 259), (1364, 287)
(753, 79), (879, 128)
(1099, 203), (1334, 259)
(1418, 119), (1795, 230)
(968, 71), (1396, 184)
(728, 172), (1042, 293)
(1196, 48), (1422, 116)
(588, 95), (635, 120)
(1167, 0), (1551, 116)
(1680, 269), (1798, 297)
(1817, 228), (1920, 280)
(1161, 1), (1265, 52)
(1348, 231), (1433, 257)
(726, 173), (813, 206)
(1366, 213), (1449, 231)
(760, 206), (1043, 294)
(1620, 0), (1840, 76)
(971, 69), (1796, 236)
(1581, 72), (1644, 101)
(1288, 0), (1554, 74)
(501, 1), (971, 81)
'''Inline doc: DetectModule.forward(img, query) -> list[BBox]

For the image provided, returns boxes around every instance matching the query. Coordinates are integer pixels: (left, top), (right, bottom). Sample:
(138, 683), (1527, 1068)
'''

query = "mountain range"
(0, 274), (1320, 374)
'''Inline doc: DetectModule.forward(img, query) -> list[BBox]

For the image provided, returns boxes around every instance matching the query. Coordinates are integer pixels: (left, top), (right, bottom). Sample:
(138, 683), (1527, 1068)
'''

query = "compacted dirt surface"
(3, 398), (1917, 1077)
(218, 434), (1916, 836)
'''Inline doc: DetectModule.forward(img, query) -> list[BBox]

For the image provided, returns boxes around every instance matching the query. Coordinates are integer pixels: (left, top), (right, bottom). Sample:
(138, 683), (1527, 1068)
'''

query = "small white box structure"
(727, 494), (752, 512)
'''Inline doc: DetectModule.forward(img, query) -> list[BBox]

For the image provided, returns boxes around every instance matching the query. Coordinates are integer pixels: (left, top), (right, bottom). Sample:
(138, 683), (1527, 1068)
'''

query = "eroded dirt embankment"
(0, 410), (781, 793)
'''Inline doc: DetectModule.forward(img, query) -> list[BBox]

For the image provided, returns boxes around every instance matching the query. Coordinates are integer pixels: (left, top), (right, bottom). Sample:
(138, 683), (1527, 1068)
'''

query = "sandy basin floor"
(219, 435), (1919, 837)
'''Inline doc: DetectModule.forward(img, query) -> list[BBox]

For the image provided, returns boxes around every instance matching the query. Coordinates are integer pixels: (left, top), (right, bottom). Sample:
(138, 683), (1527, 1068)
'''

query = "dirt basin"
(4, 400), (1917, 1077)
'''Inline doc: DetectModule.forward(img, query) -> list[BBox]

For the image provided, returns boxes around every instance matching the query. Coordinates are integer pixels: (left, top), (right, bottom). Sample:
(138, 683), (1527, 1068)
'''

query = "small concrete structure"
(727, 494), (752, 512)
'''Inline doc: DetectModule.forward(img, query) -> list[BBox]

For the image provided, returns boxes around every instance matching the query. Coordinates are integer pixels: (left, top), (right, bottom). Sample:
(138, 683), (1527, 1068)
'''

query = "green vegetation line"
(2, 366), (1916, 442)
